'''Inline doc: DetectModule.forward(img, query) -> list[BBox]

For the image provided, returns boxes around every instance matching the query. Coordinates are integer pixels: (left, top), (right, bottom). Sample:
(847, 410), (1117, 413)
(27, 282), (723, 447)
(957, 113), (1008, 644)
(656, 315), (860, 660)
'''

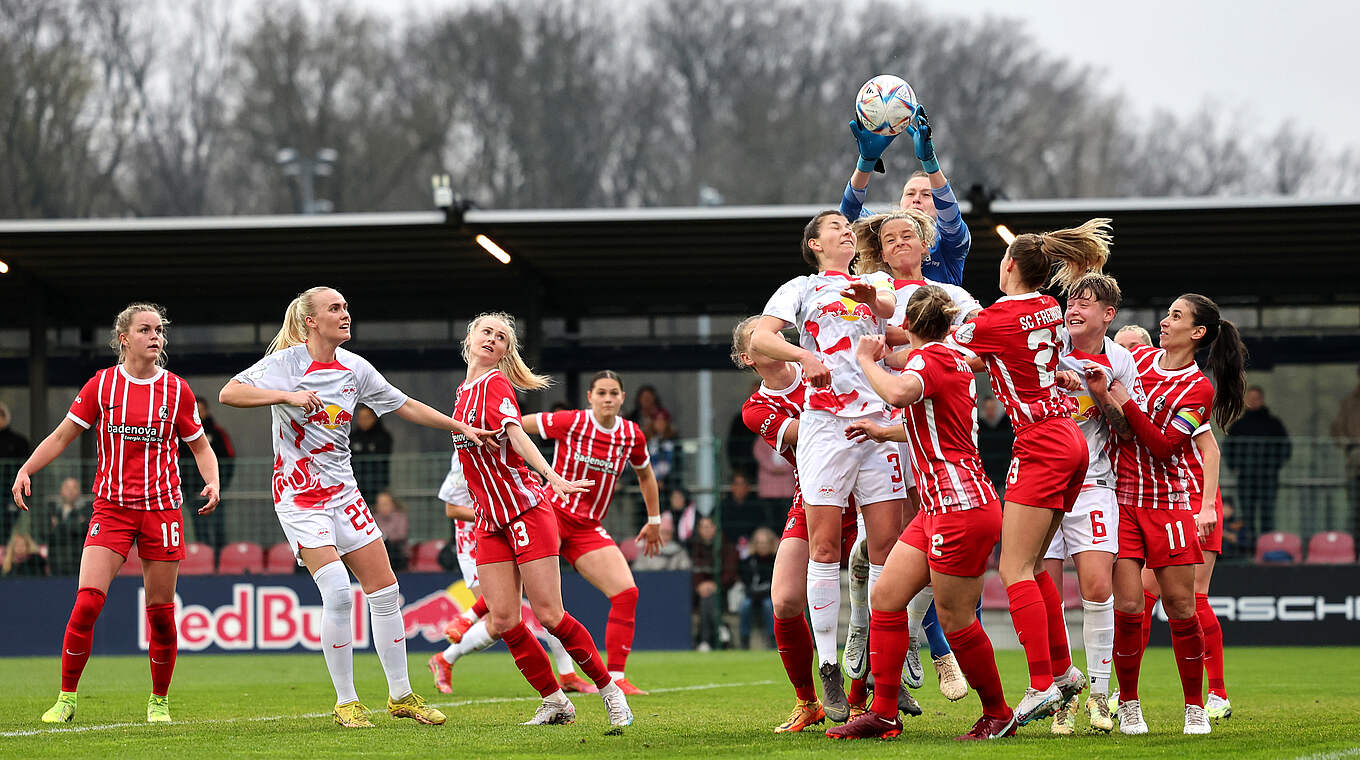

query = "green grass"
(2, 648), (1357, 759)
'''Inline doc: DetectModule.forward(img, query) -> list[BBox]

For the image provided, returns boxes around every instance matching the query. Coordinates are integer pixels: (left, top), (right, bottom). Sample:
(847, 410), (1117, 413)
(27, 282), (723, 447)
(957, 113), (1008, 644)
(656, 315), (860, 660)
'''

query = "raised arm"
(392, 398), (495, 447)
(219, 379), (323, 413)
(10, 418), (84, 511)
(855, 336), (924, 408)
(840, 121), (898, 220)
(504, 423), (591, 499)
(750, 316), (830, 387)
(911, 106), (970, 285)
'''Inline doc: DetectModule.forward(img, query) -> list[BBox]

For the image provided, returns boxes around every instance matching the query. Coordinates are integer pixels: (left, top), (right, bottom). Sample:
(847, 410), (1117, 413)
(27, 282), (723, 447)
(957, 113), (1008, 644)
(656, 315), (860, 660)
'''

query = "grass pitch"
(2, 647), (1356, 759)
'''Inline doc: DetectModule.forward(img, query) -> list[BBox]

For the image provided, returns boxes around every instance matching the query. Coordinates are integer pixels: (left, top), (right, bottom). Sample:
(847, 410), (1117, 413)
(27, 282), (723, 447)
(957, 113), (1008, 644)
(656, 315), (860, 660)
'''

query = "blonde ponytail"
(1009, 218), (1112, 293)
(110, 303), (170, 367)
(463, 312), (552, 391)
(267, 286), (334, 355)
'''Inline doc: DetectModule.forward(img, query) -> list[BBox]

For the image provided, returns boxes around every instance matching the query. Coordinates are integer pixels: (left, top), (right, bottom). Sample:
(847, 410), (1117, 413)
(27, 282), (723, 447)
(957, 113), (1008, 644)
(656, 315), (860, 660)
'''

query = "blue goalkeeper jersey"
(839, 180), (971, 286)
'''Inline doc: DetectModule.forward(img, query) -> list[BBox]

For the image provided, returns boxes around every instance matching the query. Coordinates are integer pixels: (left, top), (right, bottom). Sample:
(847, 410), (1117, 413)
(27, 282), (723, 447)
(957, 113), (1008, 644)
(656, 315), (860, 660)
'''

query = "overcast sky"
(941, 0), (1359, 149)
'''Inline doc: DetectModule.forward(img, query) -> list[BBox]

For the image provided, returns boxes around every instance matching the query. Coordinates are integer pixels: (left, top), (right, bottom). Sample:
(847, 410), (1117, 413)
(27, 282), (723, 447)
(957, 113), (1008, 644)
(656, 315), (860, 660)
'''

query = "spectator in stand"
(350, 405), (393, 507)
(738, 526), (778, 648)
(180, 399), (235, 553)
(373, 491), (410, 572)
(753, 430), (796, 503)
(976, 397), (1014, 497)
(726, 382), (761, 481)
(1329, 364), (1360, 539)
(627, 386), (672, 439)
(3, 532), (48, 576)
(648, 415), (683, 492)
(0, 401), (31, 544)
(1218, 497), (1251, 561)
(665, 487), (697, 543)
(632, 513), (692, 573)
(690, 515), (738, 652)
(718, 471), (775, 552)
(1224, 386), (1291, 537)
(43, 477), (89, 576)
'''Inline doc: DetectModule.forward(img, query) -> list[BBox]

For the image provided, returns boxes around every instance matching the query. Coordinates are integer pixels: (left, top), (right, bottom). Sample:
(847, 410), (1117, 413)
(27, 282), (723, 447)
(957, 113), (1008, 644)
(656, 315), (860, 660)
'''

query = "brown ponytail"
(1008, 218), (1112, 292)
(904, 285), (958, 343)
(1180, 293), (1247, 428)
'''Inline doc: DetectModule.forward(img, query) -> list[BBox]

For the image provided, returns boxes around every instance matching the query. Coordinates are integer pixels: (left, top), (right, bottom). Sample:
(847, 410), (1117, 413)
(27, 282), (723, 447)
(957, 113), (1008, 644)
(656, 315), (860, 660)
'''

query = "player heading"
(1007, 218), (1113, 293)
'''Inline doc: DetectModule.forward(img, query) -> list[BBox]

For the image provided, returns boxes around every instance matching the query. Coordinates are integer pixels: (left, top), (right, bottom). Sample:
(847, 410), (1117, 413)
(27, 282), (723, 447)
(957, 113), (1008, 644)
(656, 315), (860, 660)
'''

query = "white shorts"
(454, 519), (479, 588)
(277, 499), (384, 565)
(797, 411), (908, 508)
(896, 441), (918, 490)
(438, 459), (472, 506)
(1044, 486), (1118, 560)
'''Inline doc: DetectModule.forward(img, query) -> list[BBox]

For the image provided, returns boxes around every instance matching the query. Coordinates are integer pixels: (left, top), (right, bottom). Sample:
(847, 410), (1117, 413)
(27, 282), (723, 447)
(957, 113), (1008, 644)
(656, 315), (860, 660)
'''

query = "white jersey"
(763, 269), (895, 418)
(234, 345), (408, 512)
(437, 453), (477, 579)
(1056, 334), (1142, 489)
(890, 277), (981, 329)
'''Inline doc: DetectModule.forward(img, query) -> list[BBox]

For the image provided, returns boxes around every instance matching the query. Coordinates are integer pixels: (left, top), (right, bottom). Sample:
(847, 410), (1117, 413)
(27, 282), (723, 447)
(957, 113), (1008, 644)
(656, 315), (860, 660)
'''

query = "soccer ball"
(854, 75), (917, 136)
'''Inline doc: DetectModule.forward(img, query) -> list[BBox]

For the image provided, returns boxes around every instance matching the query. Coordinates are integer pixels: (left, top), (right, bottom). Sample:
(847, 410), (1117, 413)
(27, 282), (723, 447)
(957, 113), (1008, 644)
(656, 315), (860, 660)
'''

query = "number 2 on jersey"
(345, 501), (376, 532)
(1026, 328), (1056, 387)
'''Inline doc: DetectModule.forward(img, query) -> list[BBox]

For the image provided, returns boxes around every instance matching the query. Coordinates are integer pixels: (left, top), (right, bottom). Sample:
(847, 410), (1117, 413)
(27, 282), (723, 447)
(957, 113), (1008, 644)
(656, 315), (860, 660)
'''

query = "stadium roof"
(1, 196), (1358, 328)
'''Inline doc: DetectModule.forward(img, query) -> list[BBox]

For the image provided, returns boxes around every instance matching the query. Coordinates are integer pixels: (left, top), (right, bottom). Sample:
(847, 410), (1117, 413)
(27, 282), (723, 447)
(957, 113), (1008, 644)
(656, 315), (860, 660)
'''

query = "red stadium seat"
(981, 572), (1008, 610)
(1254, 531), (1302, 565)
(217, 542), (265, 575)
(617, 538), (639, 563)
(118, 545), (142, 576)
(179, 543), (216, 575)
(1305, 531), (1356, 565)
(265, 542), (299, 574)
(410, 539), (447, 572)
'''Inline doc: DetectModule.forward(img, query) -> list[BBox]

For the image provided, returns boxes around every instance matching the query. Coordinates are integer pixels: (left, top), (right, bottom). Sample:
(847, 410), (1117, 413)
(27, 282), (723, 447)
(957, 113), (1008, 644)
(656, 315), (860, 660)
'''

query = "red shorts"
(1003, 417), (1087, 512)
(1193, 491), (1224, 554)
(781, 502), (858, 556)
(555, 508), (618, 565)
(1117, 501), (1204, 569)
(86, 499), (186, 562)
(900, 503), (1001, 577)
(475, 504), (560, 566)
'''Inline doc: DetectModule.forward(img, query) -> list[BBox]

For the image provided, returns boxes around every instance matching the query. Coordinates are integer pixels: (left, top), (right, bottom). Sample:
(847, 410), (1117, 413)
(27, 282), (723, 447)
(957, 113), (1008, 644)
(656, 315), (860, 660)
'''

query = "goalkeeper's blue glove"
(907, 105), (940, 174)
(849, 119), (896, 174)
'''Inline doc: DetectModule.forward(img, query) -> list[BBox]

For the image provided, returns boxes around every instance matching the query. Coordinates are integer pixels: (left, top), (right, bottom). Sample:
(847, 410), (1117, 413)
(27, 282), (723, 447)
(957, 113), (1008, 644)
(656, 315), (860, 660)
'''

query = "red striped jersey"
(763, 270), (895, 417)
(452, 369), (549, 530)
(1112, 344), (1215, 511)
(949, 292), (1076, 432)
(1056, 335), (1144, 489)
(534, 409), (649, 521)
(67, 365), (204, 510)
(898, 343), (998, 514)
(741, 368), (807, 512)
(234, 345), (408, 512)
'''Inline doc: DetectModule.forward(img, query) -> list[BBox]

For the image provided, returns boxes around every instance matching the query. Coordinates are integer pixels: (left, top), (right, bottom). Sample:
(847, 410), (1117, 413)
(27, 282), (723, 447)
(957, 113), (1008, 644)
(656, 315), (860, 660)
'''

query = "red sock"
(471, 596), (489, 618)
(1035, 571), (1072, 676)
(502, 622), (559, 697)
(60, 587), (106, 692)
(1141, 591), (1157, 649)
(605, 587), (638, 676)
(1005, 580), (1053, 690)
(1113, 609), (1145, 703)
(548, 613), (612, 690)
(945, 619), (1011, 721)
(1168, 615), (1204, 707)
(848, 676), (868, 707)
(1195, 594), (1226, 697)
(773, 614), (816, 701)
(146, 603), (177, 697)
(867, 610), (908, 718)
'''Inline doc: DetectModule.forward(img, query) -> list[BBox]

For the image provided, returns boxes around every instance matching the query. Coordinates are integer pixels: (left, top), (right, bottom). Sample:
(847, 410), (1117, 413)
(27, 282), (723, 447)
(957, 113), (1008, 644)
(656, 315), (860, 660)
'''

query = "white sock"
(546, 688), (569, 704)
(367, 583), (412, 700)
(1082, 596), (1115, 694)
(807, 560), (841, 665)
(848, 536), (869, 628)
(867, 563), (884, 612)
(539, 631), (576, 676)
(609, 670), (625, 681)
(461, 607), (479, 622)
(313, 561), (358, 705)
(442, 618), (496, 664)
(908, 586), (933, 645)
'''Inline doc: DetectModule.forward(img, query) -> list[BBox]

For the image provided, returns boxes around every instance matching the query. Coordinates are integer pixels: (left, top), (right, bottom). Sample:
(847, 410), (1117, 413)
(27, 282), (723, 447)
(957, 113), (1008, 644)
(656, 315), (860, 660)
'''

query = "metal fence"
(2, 435), (1357, 575)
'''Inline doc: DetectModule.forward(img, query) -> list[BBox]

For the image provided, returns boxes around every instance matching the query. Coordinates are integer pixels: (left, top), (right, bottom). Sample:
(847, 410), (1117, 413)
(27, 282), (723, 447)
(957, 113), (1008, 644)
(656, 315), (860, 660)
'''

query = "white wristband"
(647, 515), (662, 526)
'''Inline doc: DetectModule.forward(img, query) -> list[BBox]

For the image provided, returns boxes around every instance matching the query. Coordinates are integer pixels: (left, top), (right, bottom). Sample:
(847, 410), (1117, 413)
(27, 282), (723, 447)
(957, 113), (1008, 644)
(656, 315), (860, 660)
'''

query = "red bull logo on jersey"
(136, 584), (369, 651)
(401, 582), (477, 643)
(1072, 394), (1101, 422)
(306, 403), (352, 430)
(815, 297), (875, 322)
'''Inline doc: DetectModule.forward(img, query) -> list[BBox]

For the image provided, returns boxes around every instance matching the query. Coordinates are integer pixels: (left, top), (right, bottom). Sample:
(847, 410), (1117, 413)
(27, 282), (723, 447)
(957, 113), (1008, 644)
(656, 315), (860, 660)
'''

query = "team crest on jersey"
(499, 397), (517, 417)
(158, 404), (169, 420)
(1153, 396), (1166, 412)
(906, 355), (926, 371)
(954, 323), (975, 344)
(341, 385), (357, 397)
